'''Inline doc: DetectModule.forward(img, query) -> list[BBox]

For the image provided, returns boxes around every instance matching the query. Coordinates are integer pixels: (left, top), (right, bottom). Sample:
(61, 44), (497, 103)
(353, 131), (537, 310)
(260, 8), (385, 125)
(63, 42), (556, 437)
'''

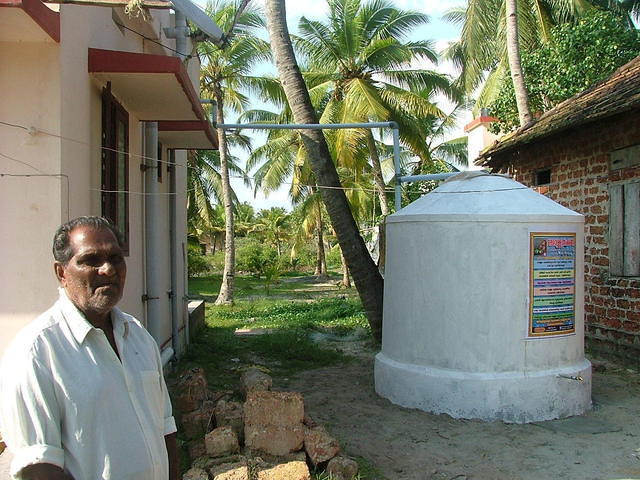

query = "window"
(609, 181), (640, 276)
(101, 83), (129, 252)
(536, 169), (551, 186)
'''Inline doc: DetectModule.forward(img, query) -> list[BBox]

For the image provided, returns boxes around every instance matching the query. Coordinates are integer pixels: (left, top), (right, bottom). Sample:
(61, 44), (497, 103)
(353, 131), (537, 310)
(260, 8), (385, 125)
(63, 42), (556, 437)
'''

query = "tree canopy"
(488, 8), (640, 132)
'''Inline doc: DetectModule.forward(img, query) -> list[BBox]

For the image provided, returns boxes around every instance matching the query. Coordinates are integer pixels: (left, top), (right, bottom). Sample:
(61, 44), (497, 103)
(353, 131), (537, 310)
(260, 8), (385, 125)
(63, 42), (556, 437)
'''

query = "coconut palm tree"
(295, 0), (458, 214)
(253, 207), (291, 257)
(187, 148), (246, 250)
(444, 0), (587, 119)
(246, 110), (333, 278)
(505, 0), (533, 126)
(199, 0), (272, 304)
(264, 0), (385, 340)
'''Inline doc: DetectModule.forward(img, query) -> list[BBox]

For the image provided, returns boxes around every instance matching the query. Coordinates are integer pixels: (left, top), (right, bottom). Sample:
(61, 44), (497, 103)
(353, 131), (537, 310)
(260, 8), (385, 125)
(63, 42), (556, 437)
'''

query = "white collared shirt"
(0, 289), (177, 479)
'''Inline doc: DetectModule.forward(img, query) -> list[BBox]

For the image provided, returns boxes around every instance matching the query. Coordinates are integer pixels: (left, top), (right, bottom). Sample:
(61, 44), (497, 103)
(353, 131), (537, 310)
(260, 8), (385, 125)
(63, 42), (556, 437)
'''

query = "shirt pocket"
(139, 370), (164, 431)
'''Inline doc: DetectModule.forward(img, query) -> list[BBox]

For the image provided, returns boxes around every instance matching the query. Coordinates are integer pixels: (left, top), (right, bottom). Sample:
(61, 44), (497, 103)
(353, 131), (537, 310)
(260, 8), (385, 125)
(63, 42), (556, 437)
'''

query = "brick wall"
(492, 109), (640, 365)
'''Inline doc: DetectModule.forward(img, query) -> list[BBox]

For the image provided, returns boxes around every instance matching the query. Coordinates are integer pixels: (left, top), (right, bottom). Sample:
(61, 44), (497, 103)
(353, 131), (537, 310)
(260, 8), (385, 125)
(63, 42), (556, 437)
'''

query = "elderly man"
(0, 217), (177, 480)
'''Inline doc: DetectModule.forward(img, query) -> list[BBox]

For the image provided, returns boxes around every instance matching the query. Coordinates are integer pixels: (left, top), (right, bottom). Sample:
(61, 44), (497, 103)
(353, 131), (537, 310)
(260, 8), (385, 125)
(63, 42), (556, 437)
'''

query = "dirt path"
(283, 348), (640, 480)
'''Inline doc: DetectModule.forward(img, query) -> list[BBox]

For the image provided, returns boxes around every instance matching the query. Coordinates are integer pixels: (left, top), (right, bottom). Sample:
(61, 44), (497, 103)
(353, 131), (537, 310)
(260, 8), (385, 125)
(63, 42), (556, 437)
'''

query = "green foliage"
(187, 241), (211, 277)
(489, 9), (640, 133)
(287, 240), (317, 272)
(325, 245), (343, 270)
(236, 237), (280, 279)
(403, 158), (454, 204)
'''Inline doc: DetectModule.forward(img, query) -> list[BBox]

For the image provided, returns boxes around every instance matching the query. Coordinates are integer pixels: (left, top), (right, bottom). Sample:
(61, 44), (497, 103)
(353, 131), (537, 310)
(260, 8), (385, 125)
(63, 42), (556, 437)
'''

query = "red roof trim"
(0, 0), (60, 42)
(88, 48), (205, 122)
(158, 120), (218, 149)
(464, 116), (499, 133)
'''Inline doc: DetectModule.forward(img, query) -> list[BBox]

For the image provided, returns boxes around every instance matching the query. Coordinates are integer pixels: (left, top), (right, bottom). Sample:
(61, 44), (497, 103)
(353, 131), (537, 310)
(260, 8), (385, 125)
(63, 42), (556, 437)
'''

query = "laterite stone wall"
(492, 109), (640, 365)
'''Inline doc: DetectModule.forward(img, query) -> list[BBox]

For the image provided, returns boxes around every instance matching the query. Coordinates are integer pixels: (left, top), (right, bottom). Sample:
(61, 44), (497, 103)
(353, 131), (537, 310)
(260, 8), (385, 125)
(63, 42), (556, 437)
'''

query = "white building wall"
(466, 118), (498, 168)
(0, 41), (63, 354)
(1, 3), (192, 357)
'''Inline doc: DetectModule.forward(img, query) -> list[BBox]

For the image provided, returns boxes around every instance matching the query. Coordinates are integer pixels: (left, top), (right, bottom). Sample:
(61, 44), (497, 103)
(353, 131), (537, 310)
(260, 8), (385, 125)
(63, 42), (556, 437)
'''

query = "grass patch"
(173, 274), (376, 478)
(177, 275), (370, 392)
(188, 273), (356, 302)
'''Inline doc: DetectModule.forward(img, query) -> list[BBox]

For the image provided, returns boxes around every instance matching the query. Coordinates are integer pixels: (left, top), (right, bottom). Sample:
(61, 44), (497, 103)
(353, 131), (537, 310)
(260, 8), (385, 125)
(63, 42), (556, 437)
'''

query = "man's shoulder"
(9, 305), (63, 349)
(2, 303), (63, 365)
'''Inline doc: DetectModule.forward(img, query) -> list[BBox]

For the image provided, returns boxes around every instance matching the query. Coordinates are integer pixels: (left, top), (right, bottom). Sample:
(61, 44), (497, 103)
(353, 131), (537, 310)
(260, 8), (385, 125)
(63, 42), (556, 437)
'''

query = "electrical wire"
(0, 151), (44, 173)
(0, 171), (71, 221)
(1, 120), (398, 195)
(113, 21), (195, 59)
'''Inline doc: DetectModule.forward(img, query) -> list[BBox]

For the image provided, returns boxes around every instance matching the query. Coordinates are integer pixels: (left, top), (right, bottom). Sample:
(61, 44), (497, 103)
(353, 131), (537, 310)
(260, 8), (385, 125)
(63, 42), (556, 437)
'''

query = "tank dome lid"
(389, 171), (583, 223)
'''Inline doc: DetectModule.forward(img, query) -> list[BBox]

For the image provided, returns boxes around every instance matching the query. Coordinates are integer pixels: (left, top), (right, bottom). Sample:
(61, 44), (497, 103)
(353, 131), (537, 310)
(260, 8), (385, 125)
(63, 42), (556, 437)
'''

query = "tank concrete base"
(375, 353), (592, 423)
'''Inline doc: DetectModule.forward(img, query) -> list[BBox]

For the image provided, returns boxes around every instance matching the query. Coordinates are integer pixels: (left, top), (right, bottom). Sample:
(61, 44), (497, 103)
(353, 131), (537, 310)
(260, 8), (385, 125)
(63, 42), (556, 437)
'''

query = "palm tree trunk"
(366, 131), (389, 216)
(214, 86), (235, 305)
(265, 0), (384, 341)
(340, 247), (351, 288)
(506, 0), (533, 127)
(314, 214), (328, 278)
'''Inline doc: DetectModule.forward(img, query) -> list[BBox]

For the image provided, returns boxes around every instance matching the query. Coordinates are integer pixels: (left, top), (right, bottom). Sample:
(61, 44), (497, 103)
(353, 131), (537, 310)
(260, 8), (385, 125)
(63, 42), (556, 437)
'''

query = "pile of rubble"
(176, 367), (358, 480)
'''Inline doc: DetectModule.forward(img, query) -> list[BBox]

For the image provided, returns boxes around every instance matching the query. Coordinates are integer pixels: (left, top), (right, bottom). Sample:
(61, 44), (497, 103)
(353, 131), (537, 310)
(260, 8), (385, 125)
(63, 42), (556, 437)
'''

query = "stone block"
(181, 400), (215, 440)
(215, 399), (244, 442)
(176, 368), (209, 413)
(304, 426), (340, 466)
(240, 368), (272, 398)
(326, 456), (359, 480)
(244, 391), (304, 427)
(302, 414), (317, 428)
(205, 426), (240, 458)
(209, 461), (249, 480)
(182, 467), (209, 480)
(188, 439), (206, 461)
(188, 300), (206, 342)
(256, 460), (311, 480)
(245, 424), (304, 456)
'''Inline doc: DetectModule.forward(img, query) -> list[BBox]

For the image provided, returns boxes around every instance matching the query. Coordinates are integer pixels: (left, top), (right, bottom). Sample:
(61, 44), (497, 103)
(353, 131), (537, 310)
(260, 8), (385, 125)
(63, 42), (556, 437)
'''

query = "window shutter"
(624, 182), (640, 276)
(610, 184), (624, 276)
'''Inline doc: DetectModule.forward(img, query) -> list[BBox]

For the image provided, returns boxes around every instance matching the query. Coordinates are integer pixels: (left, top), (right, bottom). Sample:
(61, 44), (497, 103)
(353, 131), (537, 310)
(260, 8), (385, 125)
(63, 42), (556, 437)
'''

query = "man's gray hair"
(53, 216), (124, 264)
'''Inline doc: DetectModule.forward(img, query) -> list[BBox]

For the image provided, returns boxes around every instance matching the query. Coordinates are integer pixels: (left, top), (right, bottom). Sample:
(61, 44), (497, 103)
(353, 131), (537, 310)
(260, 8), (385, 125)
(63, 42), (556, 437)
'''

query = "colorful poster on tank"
(529, 233), (576, 337)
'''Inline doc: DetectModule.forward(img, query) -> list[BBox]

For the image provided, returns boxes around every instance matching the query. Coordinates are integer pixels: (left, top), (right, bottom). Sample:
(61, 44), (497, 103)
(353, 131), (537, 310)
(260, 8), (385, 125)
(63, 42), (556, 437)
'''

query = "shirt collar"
(58, 288), (129, 345)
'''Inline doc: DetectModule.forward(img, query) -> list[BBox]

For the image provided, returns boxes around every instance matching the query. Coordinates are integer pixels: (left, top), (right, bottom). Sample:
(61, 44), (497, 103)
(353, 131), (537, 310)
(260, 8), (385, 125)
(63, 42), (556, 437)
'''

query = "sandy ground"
(2, 331), (639, 480)
(281, 341), (640, 480)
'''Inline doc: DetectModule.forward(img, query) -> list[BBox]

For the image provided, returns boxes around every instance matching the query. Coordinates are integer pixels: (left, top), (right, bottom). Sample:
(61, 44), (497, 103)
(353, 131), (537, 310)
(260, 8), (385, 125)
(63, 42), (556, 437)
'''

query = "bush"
(236, 237), (280, 278)
(187, 242), (211, 277)
(288, 241), (317, 273)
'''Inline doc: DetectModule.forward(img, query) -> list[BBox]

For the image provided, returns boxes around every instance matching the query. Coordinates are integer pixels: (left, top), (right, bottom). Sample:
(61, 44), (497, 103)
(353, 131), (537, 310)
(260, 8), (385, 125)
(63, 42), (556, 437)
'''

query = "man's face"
(54, 226), (126, 323)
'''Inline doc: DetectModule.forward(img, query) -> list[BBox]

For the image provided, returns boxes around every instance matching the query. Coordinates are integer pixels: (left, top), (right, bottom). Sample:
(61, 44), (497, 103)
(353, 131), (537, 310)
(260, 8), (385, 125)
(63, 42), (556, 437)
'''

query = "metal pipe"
(161, 347), (175, 368)
(174, 11), (188, 61)
(398, 173), (459, 183)
(169, 150), (180, 358)
(393, 127), (402, 211)
(162, 11), (190, 360)
(216, 122), (398, 131)
(144, 121), (162, 343)
(215, 121), (407, 211)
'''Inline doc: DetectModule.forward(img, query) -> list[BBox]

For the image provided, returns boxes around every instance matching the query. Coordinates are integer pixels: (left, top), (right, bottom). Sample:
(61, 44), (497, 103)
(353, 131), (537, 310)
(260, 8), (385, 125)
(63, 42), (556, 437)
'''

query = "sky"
(220, 0), (467, 212)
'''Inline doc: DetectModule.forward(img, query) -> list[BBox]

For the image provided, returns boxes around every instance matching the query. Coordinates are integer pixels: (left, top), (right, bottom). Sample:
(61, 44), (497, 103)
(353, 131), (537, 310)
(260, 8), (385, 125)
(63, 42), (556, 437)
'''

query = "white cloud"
(230, 176), (292, 211)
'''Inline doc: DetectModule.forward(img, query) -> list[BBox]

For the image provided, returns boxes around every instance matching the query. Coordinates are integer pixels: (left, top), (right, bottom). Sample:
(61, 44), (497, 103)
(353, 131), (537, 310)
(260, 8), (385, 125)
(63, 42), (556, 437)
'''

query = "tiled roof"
(478, 55), (640, 166)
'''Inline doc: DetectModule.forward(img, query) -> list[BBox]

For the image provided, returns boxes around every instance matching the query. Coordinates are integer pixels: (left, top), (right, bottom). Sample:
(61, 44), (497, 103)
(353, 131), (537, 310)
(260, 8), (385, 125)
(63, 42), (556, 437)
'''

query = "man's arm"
(18, 463), (74, 480)
(165, 432), (178, 480)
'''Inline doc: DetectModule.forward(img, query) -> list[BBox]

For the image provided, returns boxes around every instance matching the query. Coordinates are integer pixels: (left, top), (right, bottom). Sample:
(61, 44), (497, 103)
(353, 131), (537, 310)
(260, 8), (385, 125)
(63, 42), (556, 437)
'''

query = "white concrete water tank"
(375, 172), (592, 423)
